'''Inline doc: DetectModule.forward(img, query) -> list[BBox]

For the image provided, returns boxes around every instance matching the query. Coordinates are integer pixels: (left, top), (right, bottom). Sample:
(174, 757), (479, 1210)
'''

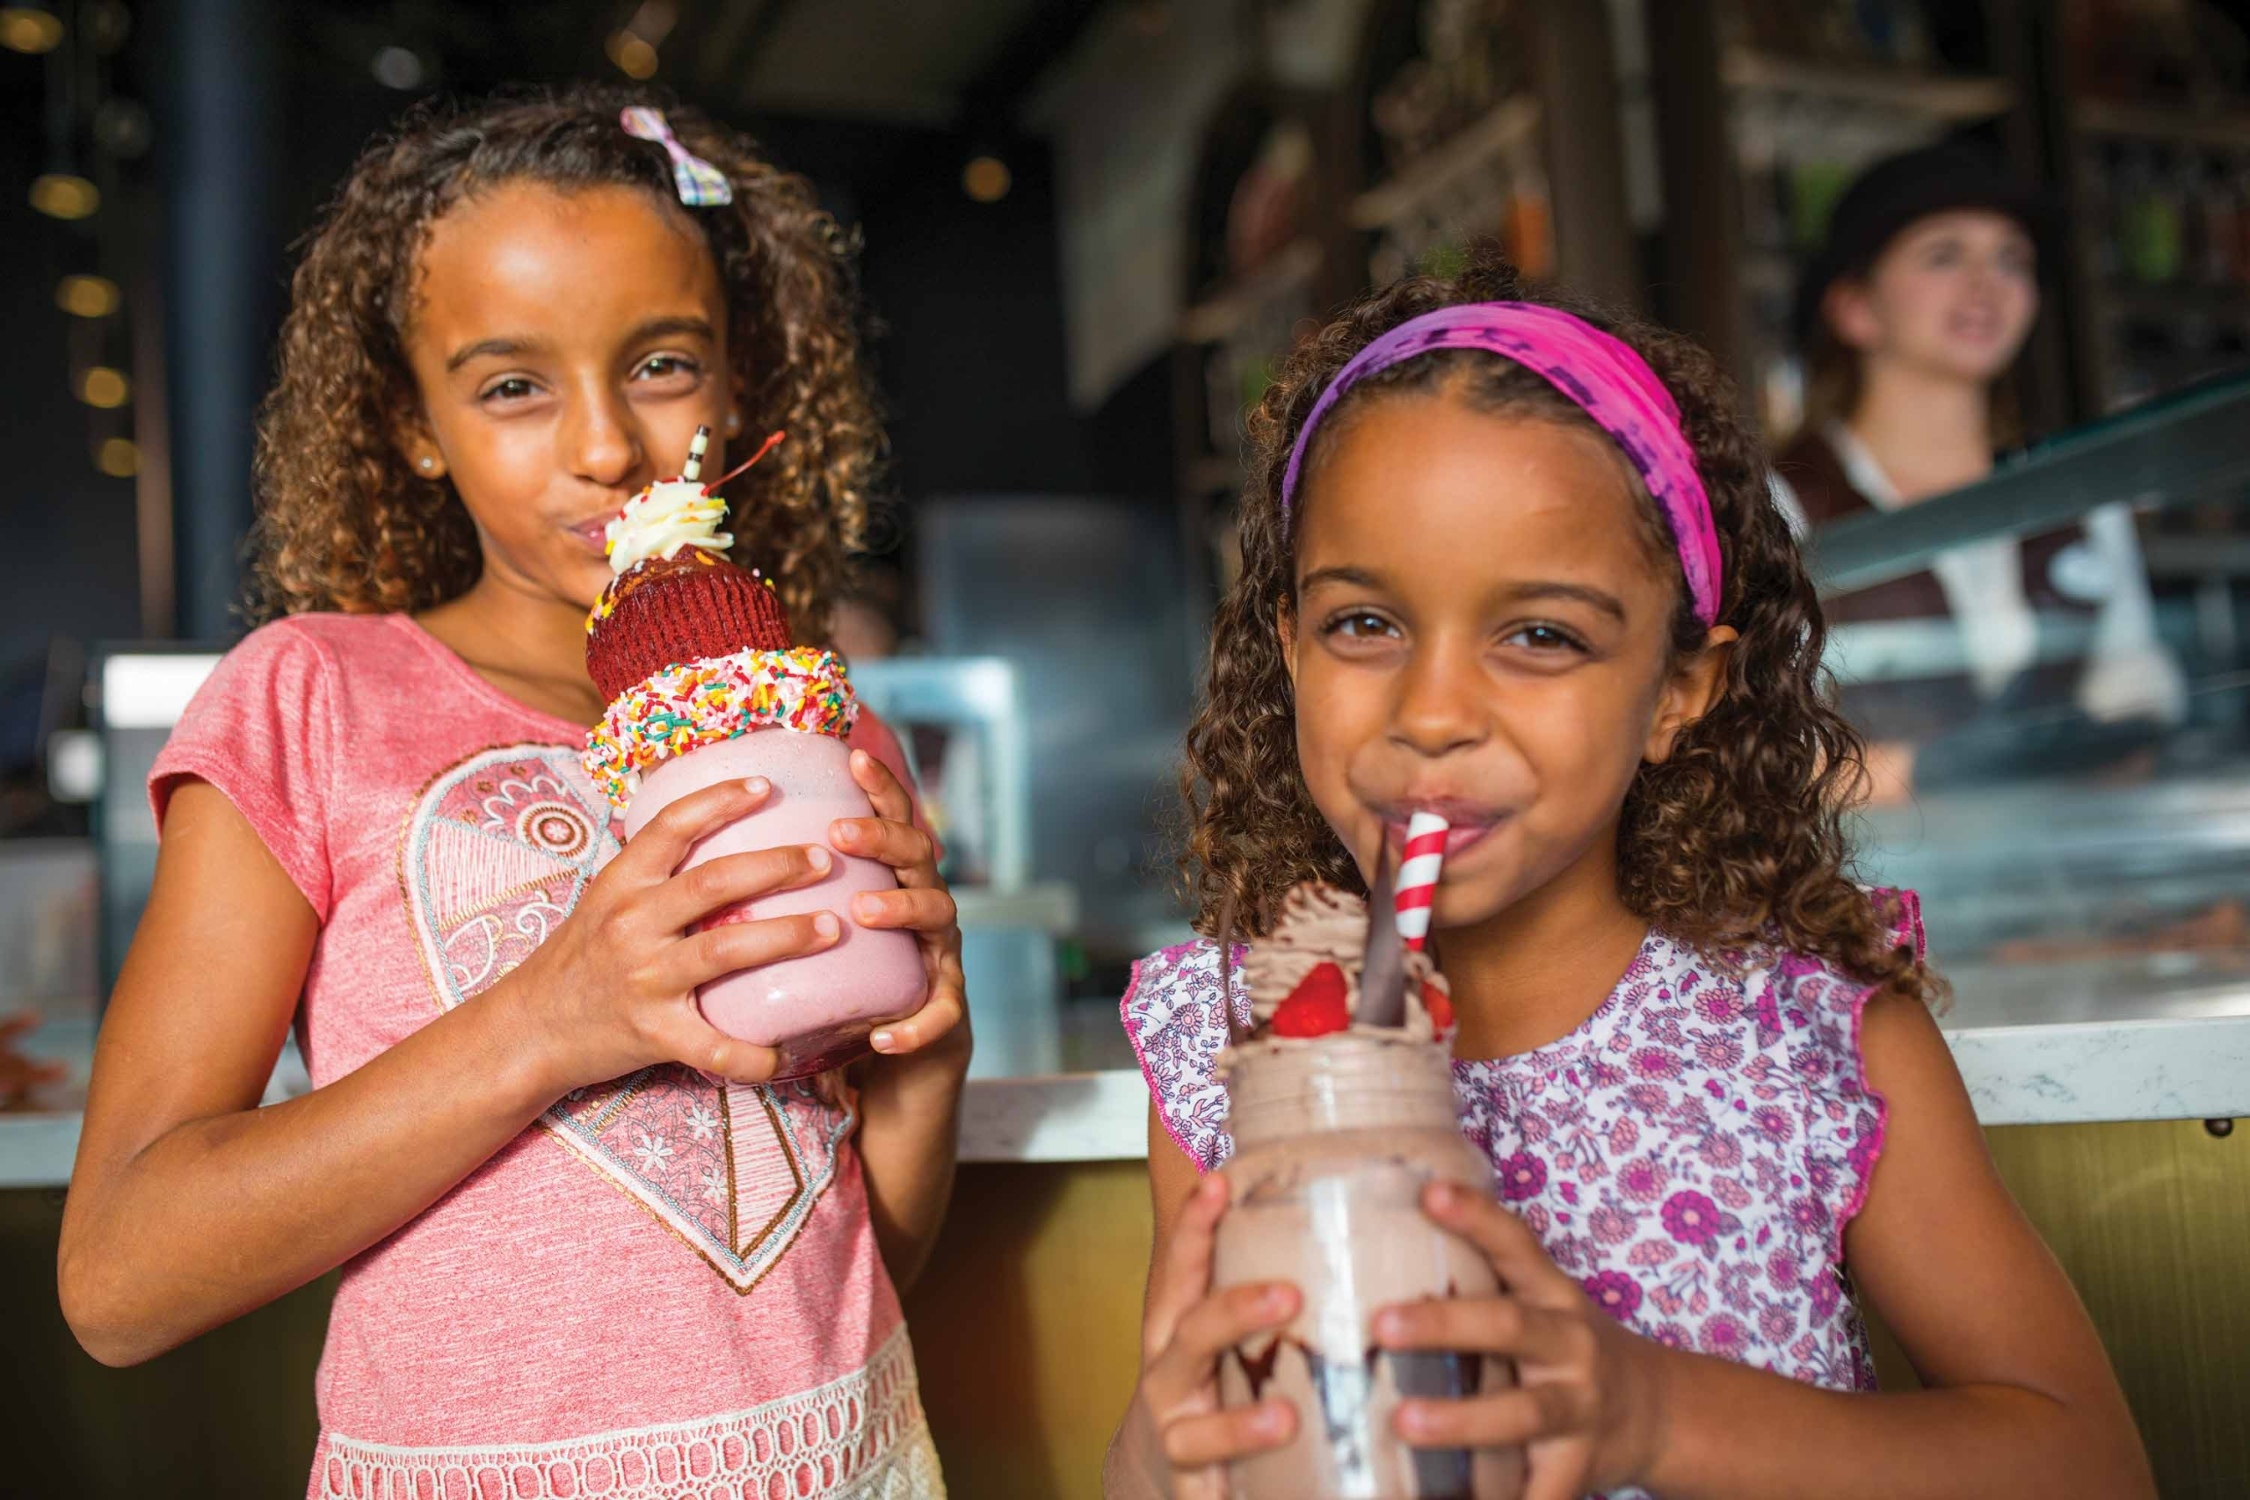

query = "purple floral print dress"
(1122, 897), (1922, 1497)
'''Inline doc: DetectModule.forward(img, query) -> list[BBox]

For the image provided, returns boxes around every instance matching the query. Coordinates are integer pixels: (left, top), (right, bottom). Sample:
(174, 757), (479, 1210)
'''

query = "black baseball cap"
(1794, 142), (2058, 345)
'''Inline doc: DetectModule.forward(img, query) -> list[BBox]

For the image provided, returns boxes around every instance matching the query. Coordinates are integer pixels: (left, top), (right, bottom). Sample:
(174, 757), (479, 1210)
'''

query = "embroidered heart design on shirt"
(401, 744), (849, 1293)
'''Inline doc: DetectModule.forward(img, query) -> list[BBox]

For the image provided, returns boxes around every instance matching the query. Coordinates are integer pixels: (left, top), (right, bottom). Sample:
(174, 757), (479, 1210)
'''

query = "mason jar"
(622, 731), (926, 1080)
(1213, 1034), (1526, 1499)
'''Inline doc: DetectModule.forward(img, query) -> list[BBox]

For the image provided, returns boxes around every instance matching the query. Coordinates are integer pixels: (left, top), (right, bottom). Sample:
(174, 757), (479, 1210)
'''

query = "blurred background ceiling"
(299, 0), (1114, 123)
(674, 0), (1092, 122)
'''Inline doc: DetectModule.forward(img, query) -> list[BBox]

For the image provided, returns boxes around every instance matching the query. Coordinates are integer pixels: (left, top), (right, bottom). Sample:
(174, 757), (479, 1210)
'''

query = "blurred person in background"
(1773, 143), (2186, 803)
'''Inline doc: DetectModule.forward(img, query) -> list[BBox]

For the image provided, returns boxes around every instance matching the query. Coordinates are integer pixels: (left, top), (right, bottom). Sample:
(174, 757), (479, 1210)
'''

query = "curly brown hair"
(1182, 249), (1940, 1006)
(247, 83), (881, 643)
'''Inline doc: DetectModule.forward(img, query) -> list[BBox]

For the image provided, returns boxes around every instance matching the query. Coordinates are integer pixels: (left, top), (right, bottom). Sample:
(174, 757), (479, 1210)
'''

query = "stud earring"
(724, 412), (742, 435)
(418, 456), (436, 473)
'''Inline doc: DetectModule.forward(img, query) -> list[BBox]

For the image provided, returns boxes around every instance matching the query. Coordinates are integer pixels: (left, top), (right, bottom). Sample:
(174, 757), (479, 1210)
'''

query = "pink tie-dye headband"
(1279, 302), (1725, 627)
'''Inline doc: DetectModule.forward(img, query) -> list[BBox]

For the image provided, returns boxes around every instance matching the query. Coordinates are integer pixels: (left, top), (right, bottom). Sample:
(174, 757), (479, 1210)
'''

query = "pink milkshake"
(1212, 884), (1525, 1499)
(583, 430), (926, 1078)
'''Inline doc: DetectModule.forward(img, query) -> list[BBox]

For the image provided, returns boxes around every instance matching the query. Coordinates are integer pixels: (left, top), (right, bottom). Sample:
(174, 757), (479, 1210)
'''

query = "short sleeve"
(1769, 886), (1922, 1272)
(149, 620), (338, 919)
(1121, 939), (1246, 1173)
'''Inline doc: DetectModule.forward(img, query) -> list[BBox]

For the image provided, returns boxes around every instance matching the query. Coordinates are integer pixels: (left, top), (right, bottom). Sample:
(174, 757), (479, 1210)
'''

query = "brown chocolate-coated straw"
(1357, 850), (1408, 1029)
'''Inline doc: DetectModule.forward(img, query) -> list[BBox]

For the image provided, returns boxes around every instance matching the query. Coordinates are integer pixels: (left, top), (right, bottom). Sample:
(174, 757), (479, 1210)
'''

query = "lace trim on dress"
(315, 1325), (943, 1500)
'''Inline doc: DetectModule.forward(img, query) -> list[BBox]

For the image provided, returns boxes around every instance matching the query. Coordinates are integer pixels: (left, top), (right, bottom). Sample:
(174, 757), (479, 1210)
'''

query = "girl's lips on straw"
(1382, 806), (1502, 858)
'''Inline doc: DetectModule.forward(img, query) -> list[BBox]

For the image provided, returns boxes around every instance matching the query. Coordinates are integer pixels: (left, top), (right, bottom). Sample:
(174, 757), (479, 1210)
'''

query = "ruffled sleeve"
(1770, 887), (1925, 1273)
(1120, 939), (1247, 1172)
(1871, 886), (1926, 968)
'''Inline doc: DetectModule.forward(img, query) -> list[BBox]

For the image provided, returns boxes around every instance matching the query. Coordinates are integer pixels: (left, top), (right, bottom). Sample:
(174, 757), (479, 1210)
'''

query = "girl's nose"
(1389, 640), (1486, 759)
(563, 385), (645, 489)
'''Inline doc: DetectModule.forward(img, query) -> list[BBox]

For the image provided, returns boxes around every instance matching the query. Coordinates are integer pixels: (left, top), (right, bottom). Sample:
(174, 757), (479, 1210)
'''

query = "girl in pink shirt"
(60, 87), (961, 1499)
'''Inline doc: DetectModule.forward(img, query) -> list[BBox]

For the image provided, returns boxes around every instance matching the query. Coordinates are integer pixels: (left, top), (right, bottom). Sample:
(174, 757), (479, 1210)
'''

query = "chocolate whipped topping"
(1234, 882), (1451, 1046)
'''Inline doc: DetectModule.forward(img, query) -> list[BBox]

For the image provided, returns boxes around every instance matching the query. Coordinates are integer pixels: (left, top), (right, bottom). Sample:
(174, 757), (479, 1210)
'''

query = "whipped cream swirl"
(604, 478), (735, 575)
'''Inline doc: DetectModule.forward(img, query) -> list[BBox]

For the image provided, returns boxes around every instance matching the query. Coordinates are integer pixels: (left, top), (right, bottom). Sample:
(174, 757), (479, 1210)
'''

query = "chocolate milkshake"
(1212, 884), (1525, 1499)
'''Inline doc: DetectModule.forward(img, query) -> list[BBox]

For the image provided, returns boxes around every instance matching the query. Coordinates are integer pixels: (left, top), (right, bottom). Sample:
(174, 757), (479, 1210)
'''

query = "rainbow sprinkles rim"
(583, 645), (859, 808)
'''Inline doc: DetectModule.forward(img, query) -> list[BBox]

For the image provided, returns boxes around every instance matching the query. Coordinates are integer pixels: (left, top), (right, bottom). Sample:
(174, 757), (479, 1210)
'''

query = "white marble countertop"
(8, 972), (2250, 1183)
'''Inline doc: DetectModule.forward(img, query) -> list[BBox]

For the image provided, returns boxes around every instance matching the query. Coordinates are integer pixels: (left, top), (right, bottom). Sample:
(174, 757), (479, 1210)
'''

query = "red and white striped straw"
(1395, 811), (1449, 950)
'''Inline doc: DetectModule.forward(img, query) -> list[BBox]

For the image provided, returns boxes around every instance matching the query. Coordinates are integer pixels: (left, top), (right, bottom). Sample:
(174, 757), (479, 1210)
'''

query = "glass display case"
(1810, 369), (2250, 1015)
(848, 655), (1079, 1080)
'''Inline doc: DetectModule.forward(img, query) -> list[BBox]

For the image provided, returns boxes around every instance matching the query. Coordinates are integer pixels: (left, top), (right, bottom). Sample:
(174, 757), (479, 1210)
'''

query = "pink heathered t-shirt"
(149, 612), (944, 1500)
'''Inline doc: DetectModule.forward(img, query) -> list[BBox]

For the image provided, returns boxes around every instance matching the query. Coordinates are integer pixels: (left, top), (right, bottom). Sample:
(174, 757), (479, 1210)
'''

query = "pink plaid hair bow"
(620, 107), (733, 208)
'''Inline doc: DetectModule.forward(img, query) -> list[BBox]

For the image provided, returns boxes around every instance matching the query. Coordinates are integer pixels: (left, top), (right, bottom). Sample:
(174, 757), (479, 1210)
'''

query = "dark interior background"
(0, 0), (1163, 808)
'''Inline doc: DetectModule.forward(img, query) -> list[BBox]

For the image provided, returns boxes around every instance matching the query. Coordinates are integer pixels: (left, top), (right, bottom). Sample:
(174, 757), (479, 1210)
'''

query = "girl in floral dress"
(1107, 252), (2151, 1498)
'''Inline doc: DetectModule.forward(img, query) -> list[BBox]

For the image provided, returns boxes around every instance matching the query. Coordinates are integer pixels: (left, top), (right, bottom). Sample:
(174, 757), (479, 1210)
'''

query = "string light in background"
(20, 0), (149, 496)
(370, 44), (425, 90)
(30, 172), (99, 219)
(962, 155), (1012, 204)
(606, 30), (656, 78)
(607, 0), (673, 81)
(78, 367), (130, 409)
(80, 0), (125, 54)
(96, 438), (138, 478)
(91, 96), (150, 157)
(56, 275), (120, 319)
(0, 6), (62, 53)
